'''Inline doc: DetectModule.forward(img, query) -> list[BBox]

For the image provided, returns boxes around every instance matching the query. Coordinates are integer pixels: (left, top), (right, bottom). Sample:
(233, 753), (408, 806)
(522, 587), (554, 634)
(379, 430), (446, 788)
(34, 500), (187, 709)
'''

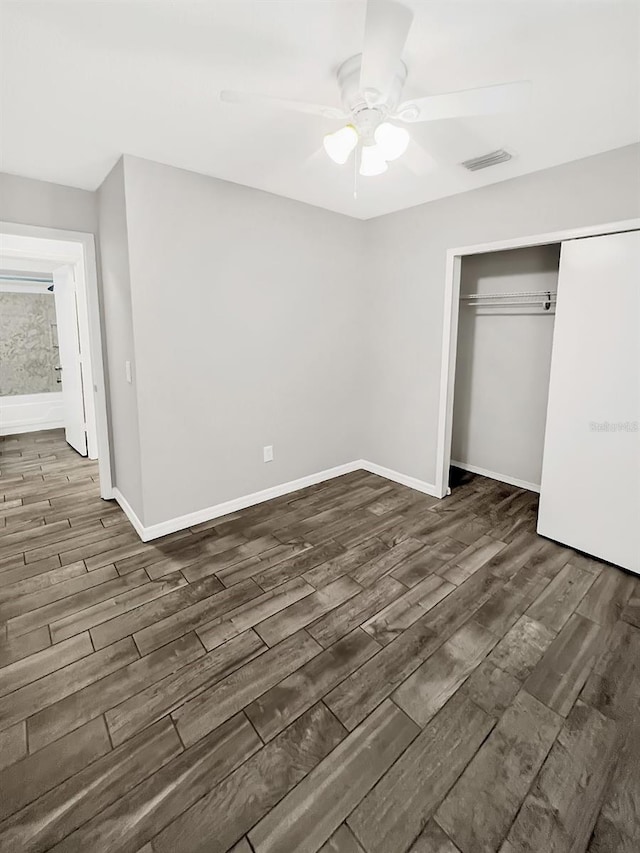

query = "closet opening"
(449, 243), (560, 495)
(436, 219), (639, 574)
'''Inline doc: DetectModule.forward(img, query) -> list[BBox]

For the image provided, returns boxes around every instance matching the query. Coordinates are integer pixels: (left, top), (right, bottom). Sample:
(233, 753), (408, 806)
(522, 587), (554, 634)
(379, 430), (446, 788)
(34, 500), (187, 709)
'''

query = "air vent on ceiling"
(461, 149), (512, 171)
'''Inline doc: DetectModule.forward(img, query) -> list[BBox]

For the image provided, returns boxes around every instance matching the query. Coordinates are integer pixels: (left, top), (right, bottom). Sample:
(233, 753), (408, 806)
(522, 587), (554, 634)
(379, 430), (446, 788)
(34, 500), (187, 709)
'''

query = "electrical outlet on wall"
(263, 445), (274, 463)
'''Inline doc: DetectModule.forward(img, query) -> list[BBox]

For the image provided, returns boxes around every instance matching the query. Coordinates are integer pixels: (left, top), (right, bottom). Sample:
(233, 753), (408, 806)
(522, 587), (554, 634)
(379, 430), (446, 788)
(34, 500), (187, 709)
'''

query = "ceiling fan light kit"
(220, 0), (531, 182)
(360, 144), (389, 176)
(373, 122), (410, 161)
(323, 124), (358, 165)
(323, 120), (409, 175)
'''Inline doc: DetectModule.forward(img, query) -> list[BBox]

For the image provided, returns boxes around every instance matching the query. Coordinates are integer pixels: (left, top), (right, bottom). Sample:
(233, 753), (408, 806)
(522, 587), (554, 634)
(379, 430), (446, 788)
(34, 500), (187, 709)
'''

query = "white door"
(537, 231), (640, 573)
(53, 265), (87, 456)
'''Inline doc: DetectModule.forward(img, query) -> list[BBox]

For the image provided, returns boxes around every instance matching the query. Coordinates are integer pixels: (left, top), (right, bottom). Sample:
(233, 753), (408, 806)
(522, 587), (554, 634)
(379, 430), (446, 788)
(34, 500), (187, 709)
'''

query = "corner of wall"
(97, 157), (146, 523)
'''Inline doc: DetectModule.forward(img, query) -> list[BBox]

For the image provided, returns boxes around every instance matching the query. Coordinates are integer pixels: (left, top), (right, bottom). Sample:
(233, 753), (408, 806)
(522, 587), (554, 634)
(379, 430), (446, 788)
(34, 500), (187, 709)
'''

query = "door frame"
(434, 216), (640, 500)
(0, 221), (113, 499)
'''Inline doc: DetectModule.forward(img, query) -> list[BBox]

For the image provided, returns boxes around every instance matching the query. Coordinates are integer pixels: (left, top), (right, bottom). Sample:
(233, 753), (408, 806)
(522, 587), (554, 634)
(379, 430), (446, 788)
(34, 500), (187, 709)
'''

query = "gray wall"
(364, 143), (640, 486)
(0, 291), (58, 395)
(97, 159), (144, 519)
(122, 155), (367, 526)
(4, 144), (639, 526)
(0, 172), (97, 234)
(452, 245), (560, 487)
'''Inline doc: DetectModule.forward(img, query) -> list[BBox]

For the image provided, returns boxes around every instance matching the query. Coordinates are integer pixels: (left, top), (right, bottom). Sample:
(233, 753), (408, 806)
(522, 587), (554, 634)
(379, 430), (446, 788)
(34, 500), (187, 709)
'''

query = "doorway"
(435, 219), (639, 574)
(0, 223), (112, 499)
(449, 243), (560, 494)
(434, 216), (640, 501)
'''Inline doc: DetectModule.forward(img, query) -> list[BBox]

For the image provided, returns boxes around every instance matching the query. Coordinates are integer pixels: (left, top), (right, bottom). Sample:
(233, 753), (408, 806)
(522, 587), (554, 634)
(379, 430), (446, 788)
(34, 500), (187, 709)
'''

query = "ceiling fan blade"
(360, 0), (414, 99)
(396, 81), (531, 123)
(401, 138), (437, 176)
(220, 90), (345, 119)
(414, 120), (494, 168)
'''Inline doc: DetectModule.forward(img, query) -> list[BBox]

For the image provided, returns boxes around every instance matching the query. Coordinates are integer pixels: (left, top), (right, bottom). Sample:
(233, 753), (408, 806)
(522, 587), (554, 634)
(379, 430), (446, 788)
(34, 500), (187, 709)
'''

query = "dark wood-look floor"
(1, 430), (639, 853)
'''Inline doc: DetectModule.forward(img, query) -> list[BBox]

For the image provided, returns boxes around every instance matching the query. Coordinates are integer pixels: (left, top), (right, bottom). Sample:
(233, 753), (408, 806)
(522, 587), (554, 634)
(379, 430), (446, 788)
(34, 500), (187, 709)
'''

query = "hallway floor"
(1, 430), (639, 853)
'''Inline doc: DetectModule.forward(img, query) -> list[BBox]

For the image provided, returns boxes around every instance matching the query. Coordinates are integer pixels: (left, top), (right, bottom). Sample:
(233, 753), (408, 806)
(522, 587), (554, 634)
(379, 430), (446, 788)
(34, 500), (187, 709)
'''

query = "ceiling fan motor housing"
(337, 53), (408, 140)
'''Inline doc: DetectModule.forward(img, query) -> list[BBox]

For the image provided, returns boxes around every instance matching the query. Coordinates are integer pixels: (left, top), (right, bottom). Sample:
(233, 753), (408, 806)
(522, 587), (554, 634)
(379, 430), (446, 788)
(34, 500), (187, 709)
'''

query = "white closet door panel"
(53, 265), (87, 456)
(538, 231), (640, 573)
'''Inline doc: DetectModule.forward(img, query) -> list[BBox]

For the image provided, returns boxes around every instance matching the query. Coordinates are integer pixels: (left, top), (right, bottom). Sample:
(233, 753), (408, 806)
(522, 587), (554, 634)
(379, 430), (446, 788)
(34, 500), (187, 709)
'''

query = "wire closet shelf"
(460, 290), (557, 311)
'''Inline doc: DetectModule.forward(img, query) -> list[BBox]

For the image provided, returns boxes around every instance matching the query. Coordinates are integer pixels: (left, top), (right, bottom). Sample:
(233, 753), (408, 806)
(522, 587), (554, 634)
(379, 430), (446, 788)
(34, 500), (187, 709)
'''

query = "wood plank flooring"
(1, 430), (639, 853)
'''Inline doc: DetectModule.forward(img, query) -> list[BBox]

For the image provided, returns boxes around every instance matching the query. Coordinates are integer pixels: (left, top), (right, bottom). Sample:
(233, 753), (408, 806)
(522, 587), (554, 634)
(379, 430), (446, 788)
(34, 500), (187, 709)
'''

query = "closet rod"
(462, 301), (556, 309)
(460, 290), (557, 301)
(0, 274), (54, 284)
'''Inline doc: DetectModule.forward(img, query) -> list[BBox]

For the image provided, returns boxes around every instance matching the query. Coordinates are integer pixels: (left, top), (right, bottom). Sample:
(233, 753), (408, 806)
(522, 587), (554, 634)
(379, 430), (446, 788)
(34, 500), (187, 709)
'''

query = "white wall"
(452, 245), (560, 489)
(121, 156), (367, 526)
(364, 143), (640, 487)
(97, 159), (144, 518)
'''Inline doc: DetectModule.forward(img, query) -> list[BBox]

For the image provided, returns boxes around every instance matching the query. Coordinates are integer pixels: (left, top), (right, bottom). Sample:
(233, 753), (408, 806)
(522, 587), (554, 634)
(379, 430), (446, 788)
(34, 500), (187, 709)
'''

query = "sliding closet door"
(538, 230), (639, 573)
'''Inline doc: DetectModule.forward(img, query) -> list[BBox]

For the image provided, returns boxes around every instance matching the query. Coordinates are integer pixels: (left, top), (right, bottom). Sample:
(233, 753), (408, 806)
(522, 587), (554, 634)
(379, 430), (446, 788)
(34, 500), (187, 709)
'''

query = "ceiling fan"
(220, 0), (530, 177)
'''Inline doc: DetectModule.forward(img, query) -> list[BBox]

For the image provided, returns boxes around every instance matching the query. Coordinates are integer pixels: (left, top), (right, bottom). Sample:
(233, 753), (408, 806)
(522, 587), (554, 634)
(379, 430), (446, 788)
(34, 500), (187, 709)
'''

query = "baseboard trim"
(115, 460), (364, 542)
(451, 460), (541, 493)
(359, 460), (441, 498)
(111, 488), (146, 540)
(112, 458), (441, 542)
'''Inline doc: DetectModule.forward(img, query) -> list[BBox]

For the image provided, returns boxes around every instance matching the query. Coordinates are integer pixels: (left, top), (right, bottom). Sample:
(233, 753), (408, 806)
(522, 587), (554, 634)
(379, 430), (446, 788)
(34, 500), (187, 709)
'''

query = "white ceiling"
(2, 0), (639, 219)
